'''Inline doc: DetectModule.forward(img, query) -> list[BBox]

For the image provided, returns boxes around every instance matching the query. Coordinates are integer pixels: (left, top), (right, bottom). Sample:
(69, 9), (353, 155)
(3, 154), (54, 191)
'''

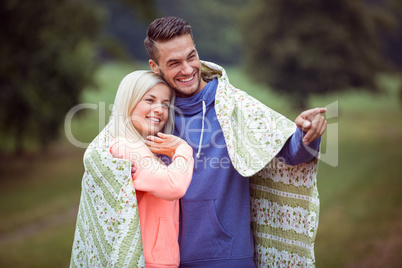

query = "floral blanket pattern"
(203, 61), (319, 267)
(70, 125), (145, 268)
(70, 61), (320, 267)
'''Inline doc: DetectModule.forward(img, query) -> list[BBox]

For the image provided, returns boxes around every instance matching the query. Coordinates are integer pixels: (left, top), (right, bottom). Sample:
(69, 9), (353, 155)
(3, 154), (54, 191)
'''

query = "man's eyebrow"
(166, 49), (196, 65)
(188, 49), (197, 57)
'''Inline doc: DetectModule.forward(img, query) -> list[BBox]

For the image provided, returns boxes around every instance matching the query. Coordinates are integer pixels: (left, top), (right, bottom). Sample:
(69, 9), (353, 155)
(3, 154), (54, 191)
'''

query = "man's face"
(149, 34), (207, 98)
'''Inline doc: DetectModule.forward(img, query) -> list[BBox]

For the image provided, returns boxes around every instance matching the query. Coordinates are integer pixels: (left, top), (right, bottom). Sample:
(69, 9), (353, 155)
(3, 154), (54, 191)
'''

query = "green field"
(0, 62), (401, 267)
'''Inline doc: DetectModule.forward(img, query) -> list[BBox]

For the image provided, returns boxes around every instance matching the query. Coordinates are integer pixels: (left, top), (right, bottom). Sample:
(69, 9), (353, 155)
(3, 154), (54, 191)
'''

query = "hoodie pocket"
(180, 199), (234, 262)
(152, 217), (180, 265)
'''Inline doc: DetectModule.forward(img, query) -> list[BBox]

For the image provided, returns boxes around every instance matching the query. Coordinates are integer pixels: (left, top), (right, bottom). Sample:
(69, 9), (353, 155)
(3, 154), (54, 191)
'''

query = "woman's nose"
(153, 103), (163, 113)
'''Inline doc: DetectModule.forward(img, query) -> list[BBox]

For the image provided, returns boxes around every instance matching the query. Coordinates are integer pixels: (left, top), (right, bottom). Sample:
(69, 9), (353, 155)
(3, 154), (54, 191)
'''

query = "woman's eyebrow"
(144, 94), (170, 102)
(144, 94), (156, 98)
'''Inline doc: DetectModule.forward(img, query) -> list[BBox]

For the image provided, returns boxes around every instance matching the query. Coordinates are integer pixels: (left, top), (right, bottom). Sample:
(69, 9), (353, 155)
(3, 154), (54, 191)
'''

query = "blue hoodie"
(174, 79), (319, 267)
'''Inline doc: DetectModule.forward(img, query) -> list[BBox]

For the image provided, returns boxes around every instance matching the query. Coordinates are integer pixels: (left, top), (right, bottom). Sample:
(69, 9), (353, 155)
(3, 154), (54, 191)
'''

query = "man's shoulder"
(201, 60), (224, 82)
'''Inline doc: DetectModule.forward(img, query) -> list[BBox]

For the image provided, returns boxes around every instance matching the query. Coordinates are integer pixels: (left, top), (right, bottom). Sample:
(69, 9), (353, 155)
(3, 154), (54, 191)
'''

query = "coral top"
(110, 137), (193, 268)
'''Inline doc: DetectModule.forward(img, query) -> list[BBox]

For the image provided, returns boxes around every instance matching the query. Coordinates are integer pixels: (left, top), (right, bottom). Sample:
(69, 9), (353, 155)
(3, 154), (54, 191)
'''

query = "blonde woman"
(109, 70), (194, 268)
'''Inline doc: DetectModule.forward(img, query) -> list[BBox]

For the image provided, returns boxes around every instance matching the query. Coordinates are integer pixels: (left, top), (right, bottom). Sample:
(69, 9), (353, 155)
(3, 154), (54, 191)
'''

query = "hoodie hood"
(174, 78), (218, 116)
(174, 78), (218, 158)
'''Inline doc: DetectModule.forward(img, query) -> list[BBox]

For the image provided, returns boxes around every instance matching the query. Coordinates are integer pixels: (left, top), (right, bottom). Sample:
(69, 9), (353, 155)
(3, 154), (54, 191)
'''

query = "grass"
(0, 145), (84, 267)
(0, 62), (401, 267)
(0, 219), (77, 268)
(309, 74), (402, 267)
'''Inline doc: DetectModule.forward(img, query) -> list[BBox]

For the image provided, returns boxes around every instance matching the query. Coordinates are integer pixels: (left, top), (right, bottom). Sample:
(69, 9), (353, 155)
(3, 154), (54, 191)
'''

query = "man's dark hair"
(144, 17), (193, 64)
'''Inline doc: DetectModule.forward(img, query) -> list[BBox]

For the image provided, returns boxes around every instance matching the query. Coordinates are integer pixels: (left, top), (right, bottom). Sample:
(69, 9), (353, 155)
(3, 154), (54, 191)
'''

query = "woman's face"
(131, 83), (172, 138)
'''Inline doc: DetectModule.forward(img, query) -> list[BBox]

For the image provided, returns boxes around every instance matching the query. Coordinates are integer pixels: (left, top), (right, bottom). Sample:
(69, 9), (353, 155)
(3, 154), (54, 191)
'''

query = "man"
(144, 17), (326, 267)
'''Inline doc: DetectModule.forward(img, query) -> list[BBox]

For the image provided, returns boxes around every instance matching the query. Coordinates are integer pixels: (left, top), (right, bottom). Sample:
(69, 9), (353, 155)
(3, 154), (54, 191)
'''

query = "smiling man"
(144, 17), (326, 267)
(147, 31), (206, 98)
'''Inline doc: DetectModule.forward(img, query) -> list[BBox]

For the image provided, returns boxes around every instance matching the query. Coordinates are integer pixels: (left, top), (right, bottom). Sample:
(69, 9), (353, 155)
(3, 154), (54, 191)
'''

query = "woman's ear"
(149, 60), (160, 75)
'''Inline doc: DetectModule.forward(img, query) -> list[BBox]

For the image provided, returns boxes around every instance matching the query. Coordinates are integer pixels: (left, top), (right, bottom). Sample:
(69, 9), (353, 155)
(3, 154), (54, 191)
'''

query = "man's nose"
(181, 62), (193, 75)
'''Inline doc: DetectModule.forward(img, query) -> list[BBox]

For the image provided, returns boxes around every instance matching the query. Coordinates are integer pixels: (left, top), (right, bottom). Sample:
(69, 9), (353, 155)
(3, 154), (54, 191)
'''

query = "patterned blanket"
(70, 61), (320, 267)
(70, 125), (145, 267)
(204, 61), (319, 267)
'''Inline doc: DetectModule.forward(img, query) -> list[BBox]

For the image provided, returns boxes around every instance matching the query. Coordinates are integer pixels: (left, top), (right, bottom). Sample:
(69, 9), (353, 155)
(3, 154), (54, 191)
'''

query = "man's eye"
(189, 53), (198, 61)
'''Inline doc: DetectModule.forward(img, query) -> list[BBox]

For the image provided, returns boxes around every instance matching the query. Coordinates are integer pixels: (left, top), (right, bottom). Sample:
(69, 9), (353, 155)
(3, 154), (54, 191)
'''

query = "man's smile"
(177, 73), (195, 83)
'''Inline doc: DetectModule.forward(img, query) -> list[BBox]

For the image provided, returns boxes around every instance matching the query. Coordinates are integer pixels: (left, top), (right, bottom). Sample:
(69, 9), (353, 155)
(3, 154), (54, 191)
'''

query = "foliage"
(241, 0), (391, 109)
(369, 0), (402, 69)
(97, 0), (248, 64)
(117, 0), (160, 21)
(94, 0), (159, 61)
(385, 0), (402, 106)
(0, 0), (104, 152)
(156, 0), (247, 64)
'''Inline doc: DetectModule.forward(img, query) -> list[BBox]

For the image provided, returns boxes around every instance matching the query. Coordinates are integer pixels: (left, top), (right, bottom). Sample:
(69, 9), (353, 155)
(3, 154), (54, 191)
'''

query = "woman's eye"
(162, 103), (170, 108)
(145, 99), (154, 103)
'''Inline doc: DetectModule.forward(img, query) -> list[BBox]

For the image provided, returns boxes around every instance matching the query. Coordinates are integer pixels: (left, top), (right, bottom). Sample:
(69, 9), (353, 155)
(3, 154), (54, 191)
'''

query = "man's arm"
(276, 128), (320, 165)
(276, 107), (327, 165)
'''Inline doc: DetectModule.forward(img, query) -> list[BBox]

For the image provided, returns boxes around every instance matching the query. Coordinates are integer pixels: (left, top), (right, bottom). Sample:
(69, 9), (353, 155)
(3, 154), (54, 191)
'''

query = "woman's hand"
(145, 132), (187, 158)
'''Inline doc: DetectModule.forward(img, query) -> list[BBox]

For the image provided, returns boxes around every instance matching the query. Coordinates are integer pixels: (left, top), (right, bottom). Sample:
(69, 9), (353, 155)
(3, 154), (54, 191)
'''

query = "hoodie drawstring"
(196, 100), (206, 159)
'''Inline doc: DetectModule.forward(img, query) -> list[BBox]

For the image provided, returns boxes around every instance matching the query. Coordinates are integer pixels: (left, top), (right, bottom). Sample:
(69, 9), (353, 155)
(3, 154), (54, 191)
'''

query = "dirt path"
(0, 207), (78, 245)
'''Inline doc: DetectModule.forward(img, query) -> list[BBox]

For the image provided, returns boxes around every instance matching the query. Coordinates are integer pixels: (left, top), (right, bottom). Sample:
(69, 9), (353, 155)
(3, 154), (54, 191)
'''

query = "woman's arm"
(145, 132), (187, 158)
(110, 137), (194, 201)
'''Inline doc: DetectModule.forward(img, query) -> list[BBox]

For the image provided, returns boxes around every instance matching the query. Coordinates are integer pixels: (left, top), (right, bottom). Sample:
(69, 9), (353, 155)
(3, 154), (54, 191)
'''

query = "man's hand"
(295, 108), (327, 146)
(111, 153), (136, 177)
(145, 132), (186, 158)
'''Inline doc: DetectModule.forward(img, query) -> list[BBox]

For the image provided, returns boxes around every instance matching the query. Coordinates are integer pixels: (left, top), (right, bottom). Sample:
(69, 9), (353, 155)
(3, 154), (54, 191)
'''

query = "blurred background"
(0, 0), (401, 267)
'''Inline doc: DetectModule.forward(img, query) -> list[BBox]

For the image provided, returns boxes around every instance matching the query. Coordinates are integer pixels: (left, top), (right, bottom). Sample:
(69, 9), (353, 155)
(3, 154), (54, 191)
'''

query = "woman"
(108, 70), (194, 268)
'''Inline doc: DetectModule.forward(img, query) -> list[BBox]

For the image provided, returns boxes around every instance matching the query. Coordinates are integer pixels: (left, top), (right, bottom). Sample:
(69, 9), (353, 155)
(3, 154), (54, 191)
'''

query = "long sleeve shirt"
(110, 137), (194, 268)
(277, 128), (320, 165)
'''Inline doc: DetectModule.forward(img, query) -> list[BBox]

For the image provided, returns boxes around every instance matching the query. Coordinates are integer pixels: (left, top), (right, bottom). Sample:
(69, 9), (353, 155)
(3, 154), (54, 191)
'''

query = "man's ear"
(149, 60), (159, 75)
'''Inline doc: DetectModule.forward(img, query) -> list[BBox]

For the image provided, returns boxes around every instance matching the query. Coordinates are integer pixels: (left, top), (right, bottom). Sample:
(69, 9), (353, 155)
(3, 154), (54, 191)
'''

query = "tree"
(94, 0), (158, 61)
(156, 0), (247, 65)
(241, 0), (389, 109)
(0, 0), (103, 153)
(97, 0), (247, 64)
(387, 0), (402, 107)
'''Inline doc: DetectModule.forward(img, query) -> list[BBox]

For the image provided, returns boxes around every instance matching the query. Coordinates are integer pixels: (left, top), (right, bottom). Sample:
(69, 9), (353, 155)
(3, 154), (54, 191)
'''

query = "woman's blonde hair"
(109, 70), (175, 140)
